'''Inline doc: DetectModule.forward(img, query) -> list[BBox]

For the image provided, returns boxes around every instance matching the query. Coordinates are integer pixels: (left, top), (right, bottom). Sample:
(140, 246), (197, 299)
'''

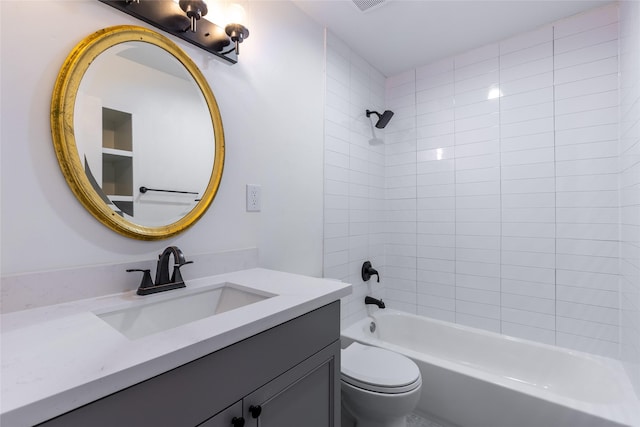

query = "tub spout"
(365, 296), (385, 309)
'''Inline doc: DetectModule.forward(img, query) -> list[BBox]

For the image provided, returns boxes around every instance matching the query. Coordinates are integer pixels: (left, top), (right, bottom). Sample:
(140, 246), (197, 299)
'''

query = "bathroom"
(1, 0), (639, 426)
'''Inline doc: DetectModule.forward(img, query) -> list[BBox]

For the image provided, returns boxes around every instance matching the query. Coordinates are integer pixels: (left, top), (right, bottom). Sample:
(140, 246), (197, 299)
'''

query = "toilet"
(341, 342), (422, 427)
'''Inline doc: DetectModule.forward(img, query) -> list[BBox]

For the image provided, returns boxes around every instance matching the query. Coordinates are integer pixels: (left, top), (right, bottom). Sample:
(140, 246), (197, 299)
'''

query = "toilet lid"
(341, 342), (421, 393)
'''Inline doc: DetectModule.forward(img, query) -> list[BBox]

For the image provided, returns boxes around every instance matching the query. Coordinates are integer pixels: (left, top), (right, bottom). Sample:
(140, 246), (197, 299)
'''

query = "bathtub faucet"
(365, 296), (385, 309)
(362, 261), (380, 282)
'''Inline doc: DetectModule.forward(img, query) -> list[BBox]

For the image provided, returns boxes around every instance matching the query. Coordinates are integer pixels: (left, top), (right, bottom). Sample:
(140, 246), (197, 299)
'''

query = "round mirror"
(51, 26), (224, 240)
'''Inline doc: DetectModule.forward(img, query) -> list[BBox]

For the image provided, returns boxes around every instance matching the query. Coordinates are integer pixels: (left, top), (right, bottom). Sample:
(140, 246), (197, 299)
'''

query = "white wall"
(382, 4), (620, 358)
(619, 0), (640, 397)
(0, 1), (324, 279)
(323, 32), (386, 327)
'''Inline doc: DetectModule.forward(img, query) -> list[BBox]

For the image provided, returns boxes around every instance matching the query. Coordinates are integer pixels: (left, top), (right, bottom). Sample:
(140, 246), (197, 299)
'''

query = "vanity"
(1, 268), (351, 426)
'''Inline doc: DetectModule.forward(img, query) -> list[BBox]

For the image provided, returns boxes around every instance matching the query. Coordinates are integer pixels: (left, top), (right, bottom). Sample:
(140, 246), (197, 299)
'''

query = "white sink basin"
(95, 282), (275, 340)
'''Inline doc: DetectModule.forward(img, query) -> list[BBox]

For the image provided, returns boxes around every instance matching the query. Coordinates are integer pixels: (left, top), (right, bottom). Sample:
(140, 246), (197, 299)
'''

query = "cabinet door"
(244, 342), (340, 427)
(197, 401), (243, 427)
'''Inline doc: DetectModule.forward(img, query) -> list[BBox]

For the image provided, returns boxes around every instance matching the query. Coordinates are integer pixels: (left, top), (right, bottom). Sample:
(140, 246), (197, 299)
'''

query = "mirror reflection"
(74, 41), (215, 227)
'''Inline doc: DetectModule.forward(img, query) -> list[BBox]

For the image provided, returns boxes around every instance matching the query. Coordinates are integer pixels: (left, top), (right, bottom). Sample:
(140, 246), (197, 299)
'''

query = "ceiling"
(291, 0), (613, 77)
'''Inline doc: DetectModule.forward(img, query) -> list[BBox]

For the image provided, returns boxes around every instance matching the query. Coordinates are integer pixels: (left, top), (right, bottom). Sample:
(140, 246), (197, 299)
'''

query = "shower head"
(366, 109), (394, 129)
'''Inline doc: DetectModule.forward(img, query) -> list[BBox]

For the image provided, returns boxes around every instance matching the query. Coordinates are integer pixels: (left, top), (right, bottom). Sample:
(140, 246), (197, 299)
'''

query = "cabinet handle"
(231, 416), (245, 427)
(249, 405), (262, 418)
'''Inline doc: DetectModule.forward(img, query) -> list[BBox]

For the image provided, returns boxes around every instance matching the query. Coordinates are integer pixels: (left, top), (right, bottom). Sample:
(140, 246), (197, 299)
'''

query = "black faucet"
(361, 261), (379, 282)
(127, 246), (193, 295)
(365, 296), (385, 309)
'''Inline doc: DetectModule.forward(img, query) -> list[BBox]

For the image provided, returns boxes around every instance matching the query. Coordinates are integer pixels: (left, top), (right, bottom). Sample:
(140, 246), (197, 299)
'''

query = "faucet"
(361, 261), (379, 282)
(155, 246), (190, 286)
(127, 246), (193, 295)
(365, 296), (385, 309)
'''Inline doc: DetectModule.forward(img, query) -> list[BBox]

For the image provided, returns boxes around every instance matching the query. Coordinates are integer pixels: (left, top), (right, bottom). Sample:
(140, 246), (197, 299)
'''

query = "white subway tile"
(456, 194), (501, 209)
(455, 113), (499, 133)
(417, 109), (454, 127)
(501, 41), (553, 70)
(554, 73), (618, 100)
(500, 72), (553, 96)
(554, 22), (618, 55)
(418, 258), (455, 273)
(556, 269), (618, 291)
(501, 132), (555, 152)
(417, 293), (456, 311)
(556, 332), (619, 358)
(501, 192), (555, 208)
(456, 247), (500, 263)
(456, 234), (501, 250)
(456, 166), (500, 183)
(500, 102), (553, 125)
(502, 307), (555, 330)
(416, 58), (455, 79)
(555, 107), (617, 131)
(502, 250), (555, 269)
(456, 181), (500, 196)
(455, 153), (500, 170)
(455, 273), (500, 292)
(455, 58), (499, 82)
(417, 305), (456, 322)
(502, 206), (555, 223)
(501, 146), (554, 166)
(455, 71), (500, 94)
(417, 146), (455, 162)
(556, 238), (619, 257)
(456, 300), (501, 320)
(557, 317), (618, 343)
(455, 208), (501, 223)
(500, 26), (553, 55)
(417, 281), (455, 298)
(502, 293), (555, 314)
(416, 170), (455, 186)
(456, 313), (501, 333)
(501, 264), (555, 284)
(456, 260), (501, 277)
(555, 123), (617, 146)
(502, 322), (556, 345)
(417, 134), (455, 151)
(502, 236), (555, 253)
(455, 126), (500, 145)
(556, 223), (618, 240)
(555, 56), (618, 85)
(500, 57), (553, 83)
(556, 253), (619, 275)
(500, 87), (554, 110)
(455, 43), (499, 68)
(502, 278), (556, 299)
(554, 90), (618, 115)
(555, 157), (619, 176)
(557, 285), (619, 309)
(457, 287), (500, 305)
(501, 177), (555, 195)
(556, 190), (619, 208)
(455, 99), (499, 119)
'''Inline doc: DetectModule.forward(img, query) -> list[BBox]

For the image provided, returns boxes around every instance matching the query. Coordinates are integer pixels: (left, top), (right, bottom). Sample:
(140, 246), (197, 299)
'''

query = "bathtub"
(341, 310), (640, 427)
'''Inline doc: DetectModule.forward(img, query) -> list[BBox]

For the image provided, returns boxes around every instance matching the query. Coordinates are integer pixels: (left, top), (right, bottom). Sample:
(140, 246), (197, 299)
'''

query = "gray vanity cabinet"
(38, 302), (340, 427)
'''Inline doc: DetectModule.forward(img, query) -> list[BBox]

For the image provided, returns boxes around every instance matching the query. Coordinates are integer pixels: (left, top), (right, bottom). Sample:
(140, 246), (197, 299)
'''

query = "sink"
(95, 282), (275, 340)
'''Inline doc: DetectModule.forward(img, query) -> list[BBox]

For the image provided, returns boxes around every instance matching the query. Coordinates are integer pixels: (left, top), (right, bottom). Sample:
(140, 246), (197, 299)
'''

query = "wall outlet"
(246, 184), (261, 212)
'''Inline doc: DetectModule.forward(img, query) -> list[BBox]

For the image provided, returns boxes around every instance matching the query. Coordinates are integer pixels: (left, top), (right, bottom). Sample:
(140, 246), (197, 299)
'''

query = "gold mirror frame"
(51, 25), (224, 240)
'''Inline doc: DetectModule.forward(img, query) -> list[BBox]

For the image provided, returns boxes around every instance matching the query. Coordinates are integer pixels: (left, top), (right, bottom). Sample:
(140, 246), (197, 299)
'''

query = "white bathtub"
(341, 310), (640, 427)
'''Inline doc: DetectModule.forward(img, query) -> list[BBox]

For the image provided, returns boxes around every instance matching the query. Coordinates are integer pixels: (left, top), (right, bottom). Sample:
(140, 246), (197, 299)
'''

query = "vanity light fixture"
(97, 0), (249, 64)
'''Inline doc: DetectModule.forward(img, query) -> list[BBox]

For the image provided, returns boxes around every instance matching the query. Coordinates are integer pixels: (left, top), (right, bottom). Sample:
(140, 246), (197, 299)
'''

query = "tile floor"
(407, 413), (446, 427)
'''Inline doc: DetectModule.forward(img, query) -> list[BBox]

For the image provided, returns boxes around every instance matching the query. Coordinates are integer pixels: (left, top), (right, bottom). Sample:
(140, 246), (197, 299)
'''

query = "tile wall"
(382, 5), (620, 357)
(323, 32), (387, 327)
(619, 0), (640, 396)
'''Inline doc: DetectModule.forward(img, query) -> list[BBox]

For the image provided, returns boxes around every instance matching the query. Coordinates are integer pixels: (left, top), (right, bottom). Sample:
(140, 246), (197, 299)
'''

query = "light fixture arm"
(225, 23), (250, 55)
(179, 0), (208, 33)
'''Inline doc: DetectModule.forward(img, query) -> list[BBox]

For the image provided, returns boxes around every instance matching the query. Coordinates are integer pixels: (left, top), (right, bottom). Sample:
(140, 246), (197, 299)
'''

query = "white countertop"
(0, 268), (351, 426)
